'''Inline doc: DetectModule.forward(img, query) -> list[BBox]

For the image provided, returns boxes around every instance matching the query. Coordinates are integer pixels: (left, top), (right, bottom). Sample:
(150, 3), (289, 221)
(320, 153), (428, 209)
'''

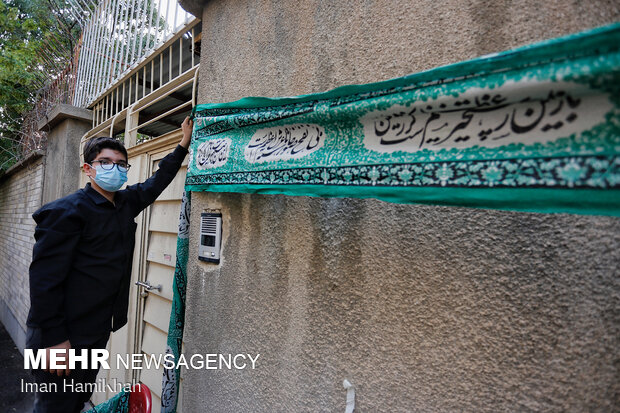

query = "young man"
(26, 117), (193, 413)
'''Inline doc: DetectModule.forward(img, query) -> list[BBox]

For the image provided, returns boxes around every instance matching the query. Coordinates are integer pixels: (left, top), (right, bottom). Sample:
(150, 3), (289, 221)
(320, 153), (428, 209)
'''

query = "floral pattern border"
(186, 155), (619, 189)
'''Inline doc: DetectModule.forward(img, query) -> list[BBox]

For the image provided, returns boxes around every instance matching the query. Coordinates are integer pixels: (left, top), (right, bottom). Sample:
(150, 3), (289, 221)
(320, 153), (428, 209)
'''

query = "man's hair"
(83, 136), (128, 165)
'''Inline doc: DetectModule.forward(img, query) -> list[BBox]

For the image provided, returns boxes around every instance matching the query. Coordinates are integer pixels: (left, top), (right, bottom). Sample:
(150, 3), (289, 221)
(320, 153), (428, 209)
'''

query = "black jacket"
(27, 144), (188, 349)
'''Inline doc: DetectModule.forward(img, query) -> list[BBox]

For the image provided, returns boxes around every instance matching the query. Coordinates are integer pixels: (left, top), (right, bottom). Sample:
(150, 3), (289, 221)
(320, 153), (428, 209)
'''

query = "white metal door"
(134, 143), (187, 413)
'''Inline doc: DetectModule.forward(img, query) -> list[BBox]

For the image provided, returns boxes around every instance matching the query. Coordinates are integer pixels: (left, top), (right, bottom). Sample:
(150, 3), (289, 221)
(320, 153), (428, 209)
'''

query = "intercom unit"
(199, 212), (222, 264)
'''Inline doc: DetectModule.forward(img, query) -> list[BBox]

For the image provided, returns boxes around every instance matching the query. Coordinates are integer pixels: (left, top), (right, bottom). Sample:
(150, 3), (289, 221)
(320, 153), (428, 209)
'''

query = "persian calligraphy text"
(361, 82), (611, 153)
(245, 123), (325, 163)
(195, 138), (231, 169)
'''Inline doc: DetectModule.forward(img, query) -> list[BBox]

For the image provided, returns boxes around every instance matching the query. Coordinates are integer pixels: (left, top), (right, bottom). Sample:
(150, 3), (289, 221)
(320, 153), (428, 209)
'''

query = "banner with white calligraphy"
(186, 23), (620, 216)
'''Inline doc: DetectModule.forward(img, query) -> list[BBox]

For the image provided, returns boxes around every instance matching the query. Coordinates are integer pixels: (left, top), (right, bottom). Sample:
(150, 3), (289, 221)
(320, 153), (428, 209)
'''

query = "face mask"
(91, 164), (128, 192)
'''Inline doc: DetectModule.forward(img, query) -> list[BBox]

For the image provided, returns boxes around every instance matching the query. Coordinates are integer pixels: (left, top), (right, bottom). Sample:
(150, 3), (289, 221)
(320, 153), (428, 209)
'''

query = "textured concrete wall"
(183, 1), (620, 411)
(194, 0), (620, 102)
(0, 156), (44, 352)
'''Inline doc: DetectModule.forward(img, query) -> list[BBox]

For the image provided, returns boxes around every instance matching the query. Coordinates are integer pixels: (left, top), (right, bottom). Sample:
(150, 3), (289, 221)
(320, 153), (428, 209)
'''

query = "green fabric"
(186, 23), (620, 216)
(190, 184), (620, 216)
(160, 191), (190, 413)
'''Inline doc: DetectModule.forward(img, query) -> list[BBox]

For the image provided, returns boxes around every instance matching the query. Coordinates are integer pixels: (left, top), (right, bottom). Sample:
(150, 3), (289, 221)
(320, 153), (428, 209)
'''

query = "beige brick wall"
(0, 157), (44, 340)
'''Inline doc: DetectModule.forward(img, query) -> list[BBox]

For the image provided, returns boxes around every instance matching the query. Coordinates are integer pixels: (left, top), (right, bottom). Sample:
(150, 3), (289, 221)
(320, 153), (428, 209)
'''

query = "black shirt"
(27, 144), (188, 349)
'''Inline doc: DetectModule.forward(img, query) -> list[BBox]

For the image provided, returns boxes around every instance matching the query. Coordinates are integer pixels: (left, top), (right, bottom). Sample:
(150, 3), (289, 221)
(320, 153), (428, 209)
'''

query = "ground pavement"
(0, 323), (35, 412)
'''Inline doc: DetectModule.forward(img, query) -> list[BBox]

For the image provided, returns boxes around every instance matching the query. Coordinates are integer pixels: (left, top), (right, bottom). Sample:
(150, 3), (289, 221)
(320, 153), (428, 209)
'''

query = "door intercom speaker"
(199, 212), (222, 264)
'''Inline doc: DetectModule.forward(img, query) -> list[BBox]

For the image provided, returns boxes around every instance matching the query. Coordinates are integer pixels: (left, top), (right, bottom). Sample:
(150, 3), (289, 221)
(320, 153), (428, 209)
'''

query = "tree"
(0, 0), (80, 172)
(0, 0), (173, 172)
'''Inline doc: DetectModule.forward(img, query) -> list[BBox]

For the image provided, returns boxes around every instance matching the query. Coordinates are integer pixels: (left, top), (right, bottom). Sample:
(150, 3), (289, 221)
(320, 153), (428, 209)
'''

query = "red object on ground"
(129, 383), (152, 413)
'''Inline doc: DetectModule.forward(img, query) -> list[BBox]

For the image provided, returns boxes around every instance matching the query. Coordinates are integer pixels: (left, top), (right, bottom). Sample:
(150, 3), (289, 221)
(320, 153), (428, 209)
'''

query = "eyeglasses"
(90, 159), (131, 172)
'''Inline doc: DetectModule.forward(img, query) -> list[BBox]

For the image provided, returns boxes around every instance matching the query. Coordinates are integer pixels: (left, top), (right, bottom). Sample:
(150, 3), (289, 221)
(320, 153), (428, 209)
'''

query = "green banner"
(160, 191), (190, 413)
(186, 23), (620, 216)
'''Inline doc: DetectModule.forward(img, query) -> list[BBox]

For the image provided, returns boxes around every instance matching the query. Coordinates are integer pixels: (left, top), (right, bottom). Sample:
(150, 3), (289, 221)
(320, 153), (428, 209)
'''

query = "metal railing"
(89, 20), (200, 129)
(72, 0), (194, 108)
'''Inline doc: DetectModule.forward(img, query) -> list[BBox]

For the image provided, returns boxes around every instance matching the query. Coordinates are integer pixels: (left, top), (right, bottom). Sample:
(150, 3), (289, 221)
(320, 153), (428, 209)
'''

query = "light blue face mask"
(91, 164), (128, 192)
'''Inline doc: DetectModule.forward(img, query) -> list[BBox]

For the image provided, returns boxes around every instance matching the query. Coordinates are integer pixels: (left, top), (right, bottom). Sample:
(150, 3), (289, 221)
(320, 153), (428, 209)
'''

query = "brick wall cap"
(0, 150), (45, 182)
(37, 104), (92, 132)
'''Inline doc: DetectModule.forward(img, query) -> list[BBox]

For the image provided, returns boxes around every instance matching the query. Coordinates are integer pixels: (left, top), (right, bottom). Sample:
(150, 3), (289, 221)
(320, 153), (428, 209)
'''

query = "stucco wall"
(0, 155), (44, 352)
(183, 1), (620, 411)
